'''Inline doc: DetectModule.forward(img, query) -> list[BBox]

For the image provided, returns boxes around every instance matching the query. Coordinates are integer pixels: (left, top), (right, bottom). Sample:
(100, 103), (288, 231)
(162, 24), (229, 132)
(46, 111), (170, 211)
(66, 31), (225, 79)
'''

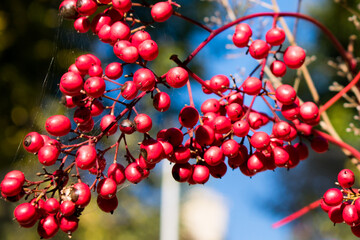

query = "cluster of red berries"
(0, 0), (333, 239)
(321, 169), (360, 237)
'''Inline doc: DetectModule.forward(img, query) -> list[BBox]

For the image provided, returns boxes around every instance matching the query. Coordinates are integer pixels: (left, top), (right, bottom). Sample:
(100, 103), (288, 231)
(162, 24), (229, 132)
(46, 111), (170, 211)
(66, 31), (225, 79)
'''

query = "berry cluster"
(0, 0), (340, 239)
(321, 169), (360, 237)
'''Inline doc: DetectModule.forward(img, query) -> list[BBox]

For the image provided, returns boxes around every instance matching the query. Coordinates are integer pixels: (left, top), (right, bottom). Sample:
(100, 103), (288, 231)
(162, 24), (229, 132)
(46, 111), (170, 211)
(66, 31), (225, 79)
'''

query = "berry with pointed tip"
(60, 200), (76, 217)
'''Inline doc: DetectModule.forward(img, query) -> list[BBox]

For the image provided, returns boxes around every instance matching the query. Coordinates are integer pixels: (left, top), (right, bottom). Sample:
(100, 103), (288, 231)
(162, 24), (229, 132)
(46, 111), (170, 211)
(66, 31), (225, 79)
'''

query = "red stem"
(312, 129), (360, 160)
(272, 199), (322, 228)
(183, 12), (354, 73)
(319, 70), (360, 113)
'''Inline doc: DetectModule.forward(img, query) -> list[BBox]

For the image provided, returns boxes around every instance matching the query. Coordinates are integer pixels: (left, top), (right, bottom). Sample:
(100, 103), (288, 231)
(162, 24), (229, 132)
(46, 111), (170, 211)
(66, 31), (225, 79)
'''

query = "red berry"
(59, 215), (79, 234)
(140, 138), (164, 164)
(192, 165), (210, 184)
(37, 215), (59, 239)
(121, 81), (139, 100)
(125, 162), (144, 184)
(250, 132), (270, 150)
(110, 21), (131, 42)
(44, 198), (60, 215)
(72, 182), (91, 207)
(100, 114), (118, 136)
(310, 135), (328, 153)
(166, 67), (189, 88)
(134, 113), (152, 133)
(73, 107), (92, 124)
(97, 195), (118, 213)
(60, 200), (76, 217)
(299, 101), (319, 121)
(23, 132), (44, 153)
(74, 16), (90, 33)
(133, 68), (156, 91)
(270, 60), (287, 77)
(97, 178), (117, 199)
(294, 142), (309, 160)
(45, 115), (71, 136)
(14, 202), (37, 225)
(153, 92), (171, 112)
(265, 27), (285, 46)
(343, 204), (359, 226)
(283, 46), (306, 69)
(281, 103), (300, 120)
(38, 145), (60, 166)
(151, 1), (173, 22)
(107, 163), (126, 185)
(242, 77), (262, 95)
(164, 128), (183, 147)
(112, 0), (132, 13)
(131, 30), (151, 48)
(232, 119), (250, 137)
(76, 0), (98, 16)
(105, 62), (123, 79)
(60, 72), (83, 96)
(209, 162), (227, 179)
(323, 188), (343, 206)
(249, 40), (269, 59)
(221, 139), (239, 158)
(233, 31), (250, 48)
(59, 0), (78, 19)
(275, 84), (296, 105)
(201, 98), (220, 114)
(84, 77), (106, 98)
(138, 39), (159, 61)
(179, 106), (199, 128)
(75, 145), (97, 170)
(247, 152), (266, 173)
(213, 116), (232, 134)
(210, 75), (230, 93)
(235, 23), (252, 37)
(172, 163), (192, 182)
(337, 169), (355, 189)
(119, 119), (136, 134)
(204, 146), (224, 166)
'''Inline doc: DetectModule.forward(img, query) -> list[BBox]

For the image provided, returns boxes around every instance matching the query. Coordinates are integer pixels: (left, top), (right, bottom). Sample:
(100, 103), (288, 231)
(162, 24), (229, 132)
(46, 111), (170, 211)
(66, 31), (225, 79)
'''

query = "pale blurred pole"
(160, 161), (180, 240)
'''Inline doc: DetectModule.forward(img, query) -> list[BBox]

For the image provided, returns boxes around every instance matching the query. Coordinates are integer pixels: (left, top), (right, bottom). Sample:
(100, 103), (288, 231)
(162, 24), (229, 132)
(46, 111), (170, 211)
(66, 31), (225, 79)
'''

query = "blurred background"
(0, 0), (359, 239)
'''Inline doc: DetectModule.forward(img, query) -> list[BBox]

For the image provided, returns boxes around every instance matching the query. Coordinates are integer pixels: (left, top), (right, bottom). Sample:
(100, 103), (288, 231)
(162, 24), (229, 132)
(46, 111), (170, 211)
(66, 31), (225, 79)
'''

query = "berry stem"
(272, 198), (322, 228)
